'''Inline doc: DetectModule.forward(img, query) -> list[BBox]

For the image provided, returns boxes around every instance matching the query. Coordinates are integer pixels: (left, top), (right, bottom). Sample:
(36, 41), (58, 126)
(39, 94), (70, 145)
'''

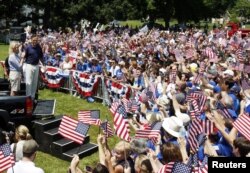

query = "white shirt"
(109, 65), (120, 77)
(7, 160), (44, 173)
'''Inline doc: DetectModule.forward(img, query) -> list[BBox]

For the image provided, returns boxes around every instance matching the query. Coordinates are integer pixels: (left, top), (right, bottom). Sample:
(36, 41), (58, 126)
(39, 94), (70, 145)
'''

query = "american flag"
(188, 118), (203, 153)
(216, 102), (232, 119)
(78, 110), (101, 126)
(114, 106), (130, 141)
(0, 143), (15, 172)
(185, 48), (195, 59)
(187, 91), (207, 117)
(158, 162), (175, 173)
(202, 119), (214, 135)
(235, 48), (244, 63)
(135, 127), (160, 141)
(172, 162), (192, 173)
(148, 83), (156, 101)
(109, 100), (120, 115)
(198, 155), (208, 173)
(130, 99), (139, 112)
(186, 91), (203, 102)
(233, 113), (250, 141)
(186, 38), (194, 48)
(122, 97), (131, 113)
(193, 73), (203, 85)
(191, 99), (201, 116)
(135, 121), (162, 144)
(100, 121), (114, 138)
(241, 78), (250, 91)
(169, 68), (177, 83)
(203, 47), (217, 62)
(187, 153), (199, 168)
(189, 153), (208, 173)
(117, 104), (128, 118)
(158, 162), (192, 173)
(59, 116), (89, 144)
(233, 63), (244, 72)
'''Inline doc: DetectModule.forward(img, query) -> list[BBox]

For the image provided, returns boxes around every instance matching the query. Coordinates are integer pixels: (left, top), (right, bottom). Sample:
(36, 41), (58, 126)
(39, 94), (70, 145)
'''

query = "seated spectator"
(60, 55), (73, 71)
(51, 53), (62, 67)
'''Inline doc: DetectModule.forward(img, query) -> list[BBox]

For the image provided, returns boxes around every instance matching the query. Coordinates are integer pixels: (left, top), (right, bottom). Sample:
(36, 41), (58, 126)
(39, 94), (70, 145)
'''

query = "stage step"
(32, 115), (98, 162)
(62, 143), (98, 161)
(33, 116), (62, 147)
(52, 135), (90, 152)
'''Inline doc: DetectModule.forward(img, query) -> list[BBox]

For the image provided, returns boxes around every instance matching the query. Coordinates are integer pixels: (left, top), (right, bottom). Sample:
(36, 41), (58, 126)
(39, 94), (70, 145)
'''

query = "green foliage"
(230, 0), (250, 18)
(0, 45), (8, 59)
(1, 0), (249, 29)
(0, 44), (8, 77)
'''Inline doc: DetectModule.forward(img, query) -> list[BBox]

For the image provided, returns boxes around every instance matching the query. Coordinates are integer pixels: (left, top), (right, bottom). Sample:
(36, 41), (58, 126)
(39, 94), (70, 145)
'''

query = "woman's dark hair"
(141, 159), (153, 173)
(233, 137), (250, 157)
(92, 163), (109, 173)
(161, 142), (182, 164)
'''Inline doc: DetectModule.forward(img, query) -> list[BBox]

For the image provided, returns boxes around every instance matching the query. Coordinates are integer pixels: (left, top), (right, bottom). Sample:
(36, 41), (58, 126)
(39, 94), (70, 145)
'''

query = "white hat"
(223, 69), (234, 76)
(162, 116), (186, 137)
(175, 112), (191, 126)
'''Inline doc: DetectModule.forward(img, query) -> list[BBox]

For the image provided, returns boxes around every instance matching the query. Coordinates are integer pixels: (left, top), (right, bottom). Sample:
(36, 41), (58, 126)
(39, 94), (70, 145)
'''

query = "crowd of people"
(4, 22), (250, 173)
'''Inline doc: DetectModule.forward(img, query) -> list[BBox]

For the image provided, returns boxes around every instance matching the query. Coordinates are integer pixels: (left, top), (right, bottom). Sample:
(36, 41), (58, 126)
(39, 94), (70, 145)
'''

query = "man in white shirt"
(7, 139), (44, 173)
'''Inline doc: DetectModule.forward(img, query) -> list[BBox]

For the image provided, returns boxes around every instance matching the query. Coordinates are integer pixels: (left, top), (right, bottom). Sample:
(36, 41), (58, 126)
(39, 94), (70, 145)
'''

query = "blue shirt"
(198, 142), (232, 161)
(25, 44), (43, 65)
(115, 69), (124, 80)
(89, 64), (102, 74)
(8, 53), (22, 72)
(228, 109), (238, 120)
(76, 62), (89, 72)
(228, 93), (240, 113)
(133, 76), (145, 89)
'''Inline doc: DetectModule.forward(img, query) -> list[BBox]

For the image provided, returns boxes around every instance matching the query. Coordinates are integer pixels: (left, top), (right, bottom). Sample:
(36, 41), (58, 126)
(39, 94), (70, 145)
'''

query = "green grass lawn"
(36, 89), (119, 173)
(119, 19), (175, 28)
(0, 44), (118, 173)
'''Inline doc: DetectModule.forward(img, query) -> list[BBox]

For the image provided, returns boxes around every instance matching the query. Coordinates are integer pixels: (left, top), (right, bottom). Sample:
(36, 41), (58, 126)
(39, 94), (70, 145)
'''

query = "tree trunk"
(164, 18), (170, 29)
(43, 0), (51, 29)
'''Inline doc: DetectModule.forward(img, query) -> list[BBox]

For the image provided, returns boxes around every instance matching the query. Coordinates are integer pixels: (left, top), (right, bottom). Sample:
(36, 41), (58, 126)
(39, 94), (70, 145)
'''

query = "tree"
(0, 0), (26, 27)
(149, 0), (174, 28)
(230, 0), (250, 19)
